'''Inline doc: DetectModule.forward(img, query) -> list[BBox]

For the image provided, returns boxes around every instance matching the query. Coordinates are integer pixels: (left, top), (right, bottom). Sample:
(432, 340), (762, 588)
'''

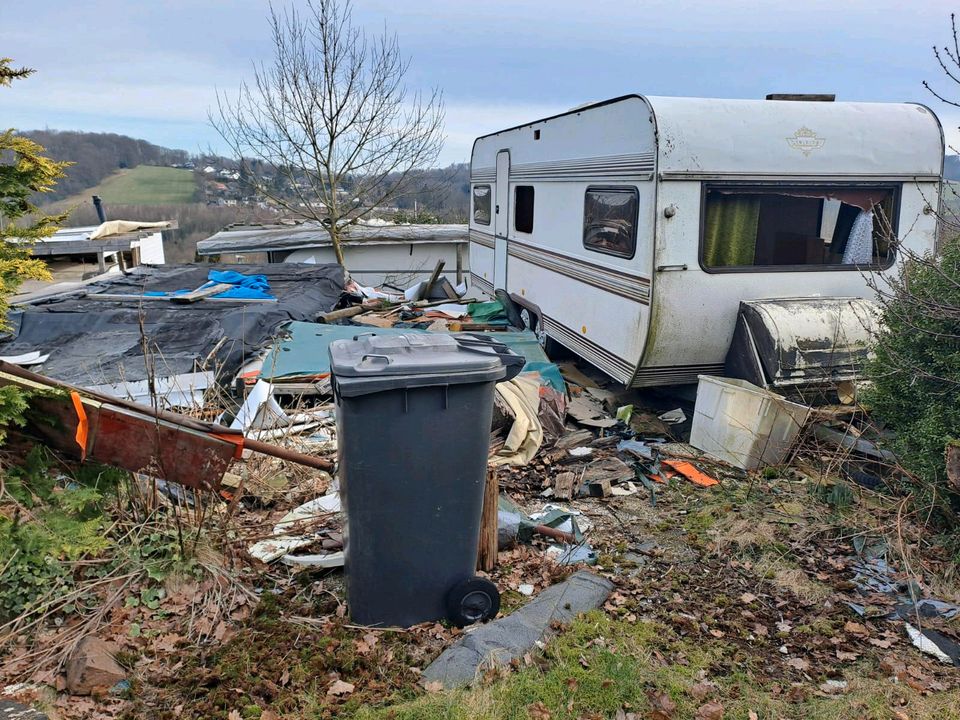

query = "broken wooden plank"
(317, 305), (367, 323)
(587, 478), (612, 498)
(170, 283), (235, 304)
(418, 259), (446, 301)
(553, 471), (577, 501)
(477, 470), (498, 572)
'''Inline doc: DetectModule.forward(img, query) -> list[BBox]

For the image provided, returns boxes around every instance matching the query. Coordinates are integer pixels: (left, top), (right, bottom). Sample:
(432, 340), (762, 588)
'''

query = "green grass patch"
(353, 611), (960, 720)
(61, 165), (197, 206)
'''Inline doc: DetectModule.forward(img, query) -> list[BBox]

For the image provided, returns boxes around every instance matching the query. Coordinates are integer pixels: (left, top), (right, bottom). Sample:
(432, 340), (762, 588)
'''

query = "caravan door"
(494, 150), (510, 289)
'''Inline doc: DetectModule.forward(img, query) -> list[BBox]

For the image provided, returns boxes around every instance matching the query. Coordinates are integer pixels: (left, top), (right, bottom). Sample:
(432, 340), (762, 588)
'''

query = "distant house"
(197, 220), (468, 287)
(13, 220), (173, 300)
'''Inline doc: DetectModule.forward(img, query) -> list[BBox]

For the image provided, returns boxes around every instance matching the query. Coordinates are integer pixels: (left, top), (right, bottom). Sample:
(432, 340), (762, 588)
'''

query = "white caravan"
(468, 95), (943, 387)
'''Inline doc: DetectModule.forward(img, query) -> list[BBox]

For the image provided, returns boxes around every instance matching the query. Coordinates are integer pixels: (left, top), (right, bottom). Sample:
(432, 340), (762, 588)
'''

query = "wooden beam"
(477, 469), (499, 571)
(170, 283), (236, 304)
(418, 259), (445, 301)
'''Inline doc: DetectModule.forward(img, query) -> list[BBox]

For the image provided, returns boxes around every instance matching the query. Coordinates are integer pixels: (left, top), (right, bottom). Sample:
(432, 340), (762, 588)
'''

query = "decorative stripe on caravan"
(630, 363), (726, 387)
(471, 167), (496, 183)
(542, 314), (635, 382)
(508, 241), (650, 304)
(469, 272), (494, 296)
(469, 229), (495, 249)
(511, 153), (655, 181)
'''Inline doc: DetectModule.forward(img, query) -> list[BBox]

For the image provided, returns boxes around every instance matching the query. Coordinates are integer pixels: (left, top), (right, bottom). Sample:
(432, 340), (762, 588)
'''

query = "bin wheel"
(446, 577), (500, 627)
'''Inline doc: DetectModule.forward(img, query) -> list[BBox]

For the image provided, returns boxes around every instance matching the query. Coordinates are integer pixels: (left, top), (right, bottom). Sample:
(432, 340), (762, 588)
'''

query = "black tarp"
(0, 263), (344, 387)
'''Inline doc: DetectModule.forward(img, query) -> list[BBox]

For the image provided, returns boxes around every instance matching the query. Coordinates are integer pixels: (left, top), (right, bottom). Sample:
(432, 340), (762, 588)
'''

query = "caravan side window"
(515, 186), (535, 233)
(583, 187), (639, 259)
(700, 184), (898, 272)
(472, 185), (491, 225)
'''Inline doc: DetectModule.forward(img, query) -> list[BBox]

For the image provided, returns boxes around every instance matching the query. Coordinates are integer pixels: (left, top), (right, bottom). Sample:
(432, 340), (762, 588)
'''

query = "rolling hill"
(49, 165), (198, 210)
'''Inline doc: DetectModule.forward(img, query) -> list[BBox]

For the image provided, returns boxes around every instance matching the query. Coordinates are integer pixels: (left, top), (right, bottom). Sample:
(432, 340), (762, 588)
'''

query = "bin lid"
(329, 333), (507, 395)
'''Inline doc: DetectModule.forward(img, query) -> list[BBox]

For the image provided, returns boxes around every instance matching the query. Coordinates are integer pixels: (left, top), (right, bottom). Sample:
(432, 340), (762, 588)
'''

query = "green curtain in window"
(703, 195), (761, 267)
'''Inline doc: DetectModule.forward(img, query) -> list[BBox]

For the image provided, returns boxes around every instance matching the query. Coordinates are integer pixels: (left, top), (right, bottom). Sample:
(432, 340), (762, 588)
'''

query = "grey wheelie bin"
(329, 332), (522, 628)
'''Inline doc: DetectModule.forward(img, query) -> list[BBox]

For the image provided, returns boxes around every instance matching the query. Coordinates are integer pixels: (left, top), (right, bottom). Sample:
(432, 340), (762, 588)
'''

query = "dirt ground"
(5, 446), (960, 720)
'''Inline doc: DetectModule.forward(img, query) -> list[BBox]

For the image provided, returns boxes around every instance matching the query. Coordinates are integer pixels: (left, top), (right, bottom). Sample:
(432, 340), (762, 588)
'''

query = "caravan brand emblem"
(786, 127), (825, 156)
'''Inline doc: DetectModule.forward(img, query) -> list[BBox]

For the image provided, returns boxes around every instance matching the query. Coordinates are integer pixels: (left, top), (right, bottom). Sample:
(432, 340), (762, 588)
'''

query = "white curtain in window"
(843, 210), (874, 265)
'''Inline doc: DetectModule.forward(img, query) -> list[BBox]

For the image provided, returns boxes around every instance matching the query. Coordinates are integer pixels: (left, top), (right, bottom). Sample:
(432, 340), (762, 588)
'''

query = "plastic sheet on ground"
(0, 264), (344, 388)
(490, 374), (543, 467)
(248, 491), (342, 564)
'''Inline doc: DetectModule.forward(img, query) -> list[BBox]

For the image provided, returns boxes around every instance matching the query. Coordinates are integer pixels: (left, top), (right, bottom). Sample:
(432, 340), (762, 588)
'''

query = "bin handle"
(453, 337), (525, 382)
(360, 354), (391, 367)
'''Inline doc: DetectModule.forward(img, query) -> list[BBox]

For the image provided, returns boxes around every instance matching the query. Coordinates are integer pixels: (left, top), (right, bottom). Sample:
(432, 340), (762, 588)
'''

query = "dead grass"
(710, 515), (779, 554)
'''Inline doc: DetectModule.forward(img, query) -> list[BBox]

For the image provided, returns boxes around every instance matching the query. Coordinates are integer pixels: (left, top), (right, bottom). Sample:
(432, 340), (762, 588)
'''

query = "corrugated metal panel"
(197, 223), (468, 255)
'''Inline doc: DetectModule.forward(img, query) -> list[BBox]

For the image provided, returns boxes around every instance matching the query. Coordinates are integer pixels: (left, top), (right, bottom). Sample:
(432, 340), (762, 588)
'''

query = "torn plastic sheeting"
(906, 623), (955, 665)
(618, 438), (655, 460)
(467, 300), (508, 324)
(661, 459), (719, 487)
(547, 543), (598, 566)
(248, 491), (341, 563)
(0, 351), (49, 366)
(658, 408), (687, 424)
(86, 371), (214, 409)
(229, 379), (289, 431)
(489, 374), (543, 467)
(530, 503), (590, 538)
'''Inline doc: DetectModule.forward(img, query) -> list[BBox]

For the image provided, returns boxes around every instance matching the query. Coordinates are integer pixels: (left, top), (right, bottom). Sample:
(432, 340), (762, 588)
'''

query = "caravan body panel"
(469, 95), (943, 386)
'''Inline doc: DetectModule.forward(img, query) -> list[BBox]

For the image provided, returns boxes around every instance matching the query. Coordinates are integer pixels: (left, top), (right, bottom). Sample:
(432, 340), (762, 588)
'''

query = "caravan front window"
(472, 185), (491, 225)
(700, 184), (898, 271)
(583, 187), (639, 259)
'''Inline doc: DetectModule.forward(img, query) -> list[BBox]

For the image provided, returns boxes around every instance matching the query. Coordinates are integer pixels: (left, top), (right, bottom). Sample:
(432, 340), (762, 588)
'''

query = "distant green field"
(57, 165), (197, 206)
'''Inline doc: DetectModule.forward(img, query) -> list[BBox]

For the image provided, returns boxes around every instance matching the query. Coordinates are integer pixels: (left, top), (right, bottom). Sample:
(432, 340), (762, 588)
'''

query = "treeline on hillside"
(22, 130), (190, 202)
(390, 163), (469, 221)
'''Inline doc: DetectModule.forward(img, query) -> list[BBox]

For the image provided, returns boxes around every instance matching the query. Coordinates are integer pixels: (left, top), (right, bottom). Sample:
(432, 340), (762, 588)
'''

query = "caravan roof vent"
(766, 93), (836, 102)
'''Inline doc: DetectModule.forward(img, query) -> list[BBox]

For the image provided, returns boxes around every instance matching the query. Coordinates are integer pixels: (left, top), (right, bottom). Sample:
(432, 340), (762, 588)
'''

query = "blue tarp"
(140, 270), (275, 300)
(206, 270), (273, 300)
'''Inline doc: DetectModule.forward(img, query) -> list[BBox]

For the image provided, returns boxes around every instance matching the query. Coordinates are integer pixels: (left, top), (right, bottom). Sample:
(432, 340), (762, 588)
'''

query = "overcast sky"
(3, 0), (959, 164)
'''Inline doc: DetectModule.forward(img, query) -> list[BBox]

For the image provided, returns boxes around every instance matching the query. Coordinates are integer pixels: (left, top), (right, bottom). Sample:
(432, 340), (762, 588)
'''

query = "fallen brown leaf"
(740, 593), (757, 604)
(423, 680), (444, 694)
(844, 621), (870, 636)
(528, 701), (552, 720)
(260, 712), (280, 720)
(785, 657), (810, 672)
(695, 700), (724, 720)
(690, 681), (715, 701)
(836, 649), (859, 662)
(648, 690), (677, 719)
(327, 679), (355, 696)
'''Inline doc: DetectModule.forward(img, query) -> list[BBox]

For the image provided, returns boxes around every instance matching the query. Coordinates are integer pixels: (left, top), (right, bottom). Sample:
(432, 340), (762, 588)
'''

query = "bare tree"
(211, 0), (445, 266)
(924, 13), (960, 111)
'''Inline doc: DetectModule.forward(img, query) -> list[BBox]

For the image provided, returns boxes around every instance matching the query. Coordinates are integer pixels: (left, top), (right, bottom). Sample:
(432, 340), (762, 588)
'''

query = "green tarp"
(260, 321), (562, 390)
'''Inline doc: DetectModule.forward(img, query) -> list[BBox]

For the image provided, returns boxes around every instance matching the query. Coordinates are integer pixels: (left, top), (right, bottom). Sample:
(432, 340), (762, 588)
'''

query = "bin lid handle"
(359, 354), (391, 367)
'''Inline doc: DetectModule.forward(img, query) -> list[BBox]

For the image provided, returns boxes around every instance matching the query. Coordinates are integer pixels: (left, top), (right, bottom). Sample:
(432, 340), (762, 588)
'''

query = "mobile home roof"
(472, 95), (944, 179)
